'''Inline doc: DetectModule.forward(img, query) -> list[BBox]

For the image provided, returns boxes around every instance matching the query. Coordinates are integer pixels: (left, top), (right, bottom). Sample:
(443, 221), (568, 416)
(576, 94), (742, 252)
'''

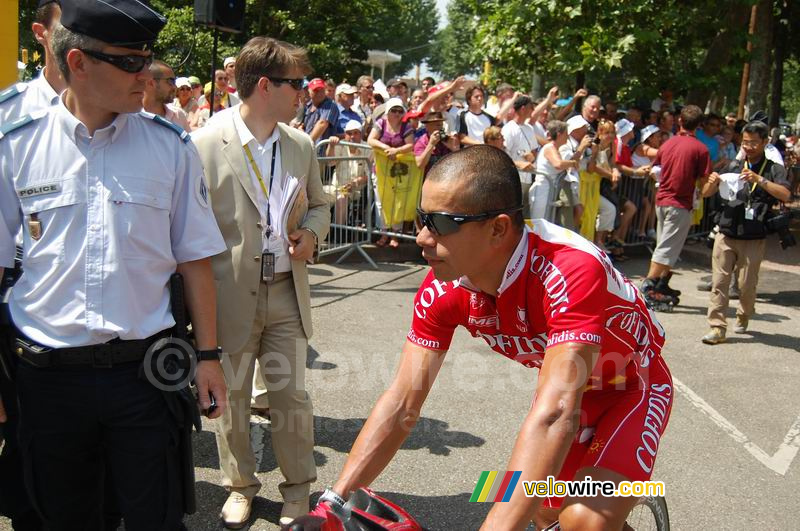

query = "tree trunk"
(746, 0), (774, 115)
(685, 4), (752, 106)
(768, 1), (788, 127)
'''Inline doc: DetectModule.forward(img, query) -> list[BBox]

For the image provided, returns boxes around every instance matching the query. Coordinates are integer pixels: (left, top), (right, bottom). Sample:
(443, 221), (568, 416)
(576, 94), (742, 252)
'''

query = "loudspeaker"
(194, 0), (245, 33)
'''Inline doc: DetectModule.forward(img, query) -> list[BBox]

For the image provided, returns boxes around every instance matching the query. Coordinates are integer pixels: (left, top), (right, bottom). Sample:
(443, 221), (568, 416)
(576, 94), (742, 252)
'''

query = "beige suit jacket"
(192, 111), (330, 355)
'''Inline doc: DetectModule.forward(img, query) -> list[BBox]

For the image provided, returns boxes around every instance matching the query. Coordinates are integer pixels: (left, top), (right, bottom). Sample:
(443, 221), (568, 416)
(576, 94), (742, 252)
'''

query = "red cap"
(402, 110), (424, 122)
(308, 78), (325, 91)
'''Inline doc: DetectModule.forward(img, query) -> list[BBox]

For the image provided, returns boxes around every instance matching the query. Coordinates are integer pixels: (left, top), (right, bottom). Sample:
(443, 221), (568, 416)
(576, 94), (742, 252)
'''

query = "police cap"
(60, 0), (166, 50)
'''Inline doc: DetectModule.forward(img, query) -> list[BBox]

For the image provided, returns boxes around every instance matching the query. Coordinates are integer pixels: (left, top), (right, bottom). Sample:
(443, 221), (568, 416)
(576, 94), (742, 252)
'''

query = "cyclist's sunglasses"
(269, 77), (305, 90)
(80, 49), (153, 73)
(415, 206), (524, 236)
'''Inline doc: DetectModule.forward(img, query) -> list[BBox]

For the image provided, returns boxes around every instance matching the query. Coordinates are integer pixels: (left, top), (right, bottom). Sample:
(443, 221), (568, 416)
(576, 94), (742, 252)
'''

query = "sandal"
(375, 235), (389, 247)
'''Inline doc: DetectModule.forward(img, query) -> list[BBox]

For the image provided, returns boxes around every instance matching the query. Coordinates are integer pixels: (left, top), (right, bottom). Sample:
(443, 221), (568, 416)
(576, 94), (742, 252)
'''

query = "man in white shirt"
(502, 95), (539, 207)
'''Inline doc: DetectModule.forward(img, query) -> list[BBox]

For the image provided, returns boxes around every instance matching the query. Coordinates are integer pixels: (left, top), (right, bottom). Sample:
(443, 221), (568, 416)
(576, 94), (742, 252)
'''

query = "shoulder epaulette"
(0, 83), (27, 105)
(0, 111), (43, 140)
(140, 111), (190, 143)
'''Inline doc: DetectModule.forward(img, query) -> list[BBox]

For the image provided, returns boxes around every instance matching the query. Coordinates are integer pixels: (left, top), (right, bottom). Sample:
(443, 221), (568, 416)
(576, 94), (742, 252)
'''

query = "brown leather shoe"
(220, 492), (253, 529)
(279, 497), (310, 527)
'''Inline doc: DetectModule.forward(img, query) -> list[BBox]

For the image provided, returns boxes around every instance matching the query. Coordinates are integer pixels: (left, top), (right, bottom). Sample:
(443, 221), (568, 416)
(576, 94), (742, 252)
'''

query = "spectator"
(605, 100), (619, 120)
(610, 118), (646, 246)
(696, 113), (724, 169)
(658, 109), (674, 139)
(626, 106), (643, 145)
(725, 112), (737, 128)
(188, 75), (203, 101)
(645, 109), (659, 126)
(193, 83), (219, 128)
(386, 78), (409, 104)
(632, 124), (662, 240)
(719, 125), (737, 165)
(530, 120), (578, 220)
(555, 87), (590, 122)
(325, 78), (336, 100)
(458, 85), (496, 146)
(641, 104), (713, 305)
(417, 76), (466, 134)
(201, 69), (239, 109)
(483, 125), (505, 149)
(367, 97), (414, 248)
(502, 95), (539, 206)
(700, 121), (791, 344)
(421, 76), (436, 92)
(223, 56), (237, 91)
(142, 60), (190, 131)
(587, 119), (621, 252)
(304, 77), (340, 144)
(354, 75), (374, 123)
(559, 115), (594, 229)
(173, 76), (198, 125)
(335, 83), (362, 133)
(581, 94), (602, 130)
(485, 82), (515, 124)
(326, 120), (371, 224)
(651, 88), (675, 112)
(414, 111), (459, 177)
(409, 88), (426, 111)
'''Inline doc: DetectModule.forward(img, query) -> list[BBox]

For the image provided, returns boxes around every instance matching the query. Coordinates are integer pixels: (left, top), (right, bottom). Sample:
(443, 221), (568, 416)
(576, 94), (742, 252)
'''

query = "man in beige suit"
(191, 37), (330, 528)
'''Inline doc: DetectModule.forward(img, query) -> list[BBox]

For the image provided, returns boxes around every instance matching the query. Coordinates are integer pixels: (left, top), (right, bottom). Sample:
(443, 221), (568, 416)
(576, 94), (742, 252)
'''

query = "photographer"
(700, 121), (791, 345)
(414, 111), (459, 177)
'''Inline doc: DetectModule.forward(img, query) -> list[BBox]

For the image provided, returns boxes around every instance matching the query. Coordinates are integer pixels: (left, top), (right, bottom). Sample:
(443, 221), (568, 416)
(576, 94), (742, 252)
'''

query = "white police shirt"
(0, 69), (60, 124)
(0, 101), (226, 348)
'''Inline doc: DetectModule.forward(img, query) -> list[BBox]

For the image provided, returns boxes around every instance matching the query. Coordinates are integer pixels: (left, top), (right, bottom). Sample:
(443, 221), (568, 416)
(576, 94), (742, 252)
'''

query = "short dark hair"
(426, 145), (524, 230)
(742, 120), (769, 140)
(422, 76), (435, 85)
(235, 37), (311, 99)
(734, 119), (747, 134)
(513, 95), (532, 111)
(704, 113), (721, 126)
(679, 105), (703, 131)
(35, 2), (59, 27)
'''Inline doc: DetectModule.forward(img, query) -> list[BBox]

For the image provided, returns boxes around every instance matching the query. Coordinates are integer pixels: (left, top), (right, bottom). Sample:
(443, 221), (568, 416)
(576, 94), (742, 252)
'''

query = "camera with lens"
(765, 209), (798, 250)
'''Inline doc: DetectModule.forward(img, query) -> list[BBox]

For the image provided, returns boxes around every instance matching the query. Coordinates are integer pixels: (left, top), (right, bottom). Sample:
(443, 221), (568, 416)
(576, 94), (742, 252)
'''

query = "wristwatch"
(196, 347), (222, 361)
(319, 487), (347, 509)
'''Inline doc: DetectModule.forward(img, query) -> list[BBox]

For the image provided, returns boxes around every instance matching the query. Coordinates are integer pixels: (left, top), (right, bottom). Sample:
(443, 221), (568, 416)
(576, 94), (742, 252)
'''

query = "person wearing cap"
(458, 85), (496, 146)
(632, 124), (663, 240)
(414, 111), (459, 177)
(557, 114), (593, 229)
(0, 0), (229, 528)
(607, 118), (648, 247)
(223, 56), (237, 91)
(191, 36), (329, 528)
(641, 105), (715, 306)
(142, 59), (190, 131)
(173, 76), (199, 121)
(367, 97), (414, 248)
(188, 75), (203, 101)
(303, 77), (339, 144)
(502, 95), (540, 208)
(334, 83), (362, 134)
(326, 120), (370, 224)
(0, 2), (65, 528)
(386, 78), (408, 104)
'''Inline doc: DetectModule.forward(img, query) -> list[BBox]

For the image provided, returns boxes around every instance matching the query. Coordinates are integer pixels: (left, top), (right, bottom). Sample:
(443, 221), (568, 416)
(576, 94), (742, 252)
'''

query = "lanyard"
(243, 142), (277, 232)
(746, 158), (768, 194)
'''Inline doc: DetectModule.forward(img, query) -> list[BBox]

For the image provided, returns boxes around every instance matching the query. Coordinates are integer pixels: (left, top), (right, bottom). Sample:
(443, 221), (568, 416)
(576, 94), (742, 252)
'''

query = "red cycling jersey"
(408, 220), (673, 495)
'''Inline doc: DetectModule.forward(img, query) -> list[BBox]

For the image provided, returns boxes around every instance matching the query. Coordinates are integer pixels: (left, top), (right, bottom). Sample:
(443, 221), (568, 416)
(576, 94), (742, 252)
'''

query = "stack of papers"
(276, 174), (308, 240)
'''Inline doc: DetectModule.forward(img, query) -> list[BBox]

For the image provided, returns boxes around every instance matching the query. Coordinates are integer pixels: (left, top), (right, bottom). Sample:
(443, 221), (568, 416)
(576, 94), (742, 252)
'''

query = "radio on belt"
(261, 252), (275, 282)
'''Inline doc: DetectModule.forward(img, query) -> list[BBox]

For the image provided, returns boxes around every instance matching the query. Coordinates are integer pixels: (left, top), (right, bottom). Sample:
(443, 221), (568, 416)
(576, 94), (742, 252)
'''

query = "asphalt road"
(2, 250), (798, 530)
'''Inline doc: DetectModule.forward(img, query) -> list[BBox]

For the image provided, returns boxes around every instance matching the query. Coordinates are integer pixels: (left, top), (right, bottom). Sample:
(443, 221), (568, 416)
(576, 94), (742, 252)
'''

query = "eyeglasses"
(177, 86), (191, 91)
(154, 76), (176, 85)
(415, 206), (524, 236)
(363, 85), (374, 90)
(269, 77), (304, 90)
(741, 140), (764, 148)
(80, 49), (153, 73)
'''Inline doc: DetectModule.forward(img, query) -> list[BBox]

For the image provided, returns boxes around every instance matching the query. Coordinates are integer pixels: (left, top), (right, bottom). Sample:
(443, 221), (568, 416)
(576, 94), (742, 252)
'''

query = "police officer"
(0, 0), (228, 529)
(0, 2), (64, 529)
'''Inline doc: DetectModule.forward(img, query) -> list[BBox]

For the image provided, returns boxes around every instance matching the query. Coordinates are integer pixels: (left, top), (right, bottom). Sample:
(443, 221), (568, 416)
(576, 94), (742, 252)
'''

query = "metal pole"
(209, 27), (218, 117)
(737, 4), (758, 120)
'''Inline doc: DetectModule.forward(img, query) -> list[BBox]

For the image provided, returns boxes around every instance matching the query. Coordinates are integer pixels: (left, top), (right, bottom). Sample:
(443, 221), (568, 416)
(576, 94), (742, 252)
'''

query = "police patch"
(17, 183), (60, 198)
(195, 174), (209, 208)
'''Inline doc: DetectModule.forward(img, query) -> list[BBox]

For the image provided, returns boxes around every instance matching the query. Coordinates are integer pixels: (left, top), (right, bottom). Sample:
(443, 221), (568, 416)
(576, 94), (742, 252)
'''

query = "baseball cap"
(640, 125), (660, 144)
(308, 78), (326, 92)
(384, 97), (406, 113)
(344, 120), (362, 133)
(615, 118), (635, 138)
(335, 83), (357, 97)
(175, 77), (191, 89)
(223, 56), (236, 68)
(567, 115), (590, 134)
(402, 110), (424, 122)
(187, 75), (201, 86)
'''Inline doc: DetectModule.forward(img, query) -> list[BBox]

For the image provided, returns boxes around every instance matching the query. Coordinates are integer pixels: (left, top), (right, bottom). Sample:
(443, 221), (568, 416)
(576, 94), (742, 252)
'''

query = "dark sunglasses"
(389, 108), (404, 114)
(269, 77), (304, 90)
(415, 206), (524, 236)
(80, 49), (153, 73)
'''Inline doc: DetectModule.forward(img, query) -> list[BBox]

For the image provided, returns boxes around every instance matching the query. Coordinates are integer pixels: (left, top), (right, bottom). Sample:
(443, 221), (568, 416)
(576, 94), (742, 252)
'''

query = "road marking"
(250, 416), (271, 470)
(674, 377), (800, 476)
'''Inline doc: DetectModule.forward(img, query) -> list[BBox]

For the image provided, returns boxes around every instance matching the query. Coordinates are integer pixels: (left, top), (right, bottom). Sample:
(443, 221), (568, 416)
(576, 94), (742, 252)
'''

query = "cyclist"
(304, 146), (673, 530)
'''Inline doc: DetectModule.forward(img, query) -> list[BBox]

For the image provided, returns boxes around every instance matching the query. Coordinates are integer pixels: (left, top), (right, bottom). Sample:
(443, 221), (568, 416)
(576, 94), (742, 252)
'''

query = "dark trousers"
(15, 360), (184, 531)
(0, 370), (43, 530)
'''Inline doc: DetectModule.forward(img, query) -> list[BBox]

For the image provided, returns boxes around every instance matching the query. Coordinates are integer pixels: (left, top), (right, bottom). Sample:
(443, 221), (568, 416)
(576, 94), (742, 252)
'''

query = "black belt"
(14, 329), (171, 369)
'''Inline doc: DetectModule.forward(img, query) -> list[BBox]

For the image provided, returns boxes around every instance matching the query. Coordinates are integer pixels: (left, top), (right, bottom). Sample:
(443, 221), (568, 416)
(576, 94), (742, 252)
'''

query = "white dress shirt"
(0, 101), (226, 347)
(502, 120), (539, 184)
(0, 69), (60, 124)
(232, 105), (291, 273)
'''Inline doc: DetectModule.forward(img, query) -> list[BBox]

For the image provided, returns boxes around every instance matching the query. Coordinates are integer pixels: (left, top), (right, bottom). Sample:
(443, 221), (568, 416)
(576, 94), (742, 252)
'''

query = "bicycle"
(542, 495), (670, 531)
